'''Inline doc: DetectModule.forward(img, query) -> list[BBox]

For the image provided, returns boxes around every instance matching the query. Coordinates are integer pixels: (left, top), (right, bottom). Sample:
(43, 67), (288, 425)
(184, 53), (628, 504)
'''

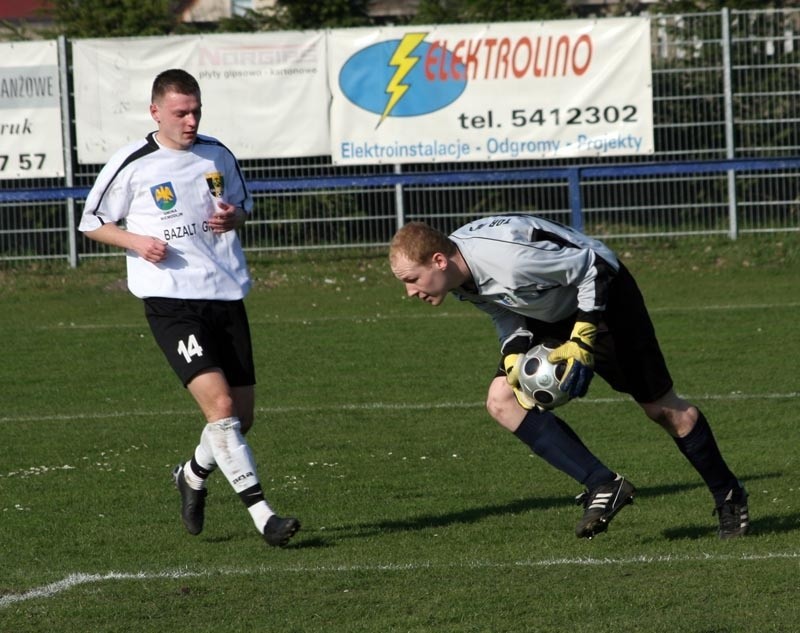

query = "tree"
(271, 0), (371, 29)
(218, 0), (372, 32)
(413, 0), (576, 24)
(43, 0), (181, 38)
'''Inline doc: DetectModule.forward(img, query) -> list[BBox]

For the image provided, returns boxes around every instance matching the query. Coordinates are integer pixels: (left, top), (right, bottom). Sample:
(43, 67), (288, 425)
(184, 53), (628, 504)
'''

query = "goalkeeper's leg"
(487, 376), (616, 491)
(641, 391), (748, 538)
(488, 377), (635, 537)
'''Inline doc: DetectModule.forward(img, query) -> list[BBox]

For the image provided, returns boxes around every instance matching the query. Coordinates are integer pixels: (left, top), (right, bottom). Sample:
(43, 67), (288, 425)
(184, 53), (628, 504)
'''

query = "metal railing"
(2, 8), (799, 265)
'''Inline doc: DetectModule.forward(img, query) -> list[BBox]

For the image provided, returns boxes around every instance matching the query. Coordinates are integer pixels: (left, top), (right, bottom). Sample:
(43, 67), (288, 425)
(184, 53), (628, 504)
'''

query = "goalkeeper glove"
(547, 320), (597, 398)
(503, 353), (524, 388)
(503, 353), (537, 410)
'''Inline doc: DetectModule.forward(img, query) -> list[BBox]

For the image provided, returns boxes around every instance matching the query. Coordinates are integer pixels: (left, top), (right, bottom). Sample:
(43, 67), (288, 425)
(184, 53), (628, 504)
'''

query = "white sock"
(251, 502), (274, 533)
(203, 417), (274, 531)
(183, 439), (217, 490)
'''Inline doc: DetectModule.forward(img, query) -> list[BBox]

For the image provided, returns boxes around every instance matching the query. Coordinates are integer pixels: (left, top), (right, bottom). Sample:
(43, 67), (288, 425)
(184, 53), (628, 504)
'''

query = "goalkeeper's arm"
(547, 312), (599, 398)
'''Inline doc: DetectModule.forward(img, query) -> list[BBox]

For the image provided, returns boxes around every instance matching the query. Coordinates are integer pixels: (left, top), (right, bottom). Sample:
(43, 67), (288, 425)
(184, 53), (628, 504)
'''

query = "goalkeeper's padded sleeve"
(500, 329), (534, 356)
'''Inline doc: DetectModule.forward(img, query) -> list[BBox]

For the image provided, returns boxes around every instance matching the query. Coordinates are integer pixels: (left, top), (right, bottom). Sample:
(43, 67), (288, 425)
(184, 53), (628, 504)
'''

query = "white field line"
(1, 391), (798, 425)
(33, 301), (800, 330)
(2, 551), (799, 609)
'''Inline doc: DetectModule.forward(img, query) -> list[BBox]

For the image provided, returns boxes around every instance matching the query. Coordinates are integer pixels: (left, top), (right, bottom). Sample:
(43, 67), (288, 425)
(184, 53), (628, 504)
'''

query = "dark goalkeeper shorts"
(496, 262), (674, 404)
(144, 297), (256, 388)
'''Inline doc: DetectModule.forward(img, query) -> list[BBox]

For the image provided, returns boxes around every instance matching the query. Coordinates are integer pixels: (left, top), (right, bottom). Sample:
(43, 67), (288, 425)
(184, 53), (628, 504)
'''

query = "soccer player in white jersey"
(79, 69), (300, 547)
(390, 215), (749, 539)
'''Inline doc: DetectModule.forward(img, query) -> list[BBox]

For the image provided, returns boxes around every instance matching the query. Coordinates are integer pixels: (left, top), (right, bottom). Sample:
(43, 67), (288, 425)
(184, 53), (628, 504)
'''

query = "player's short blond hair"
(389, 221), (457, 265)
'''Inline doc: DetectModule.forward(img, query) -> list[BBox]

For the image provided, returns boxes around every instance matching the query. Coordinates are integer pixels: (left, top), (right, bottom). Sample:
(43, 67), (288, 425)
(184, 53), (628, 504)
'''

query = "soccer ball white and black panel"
(518, 343), (571, 410)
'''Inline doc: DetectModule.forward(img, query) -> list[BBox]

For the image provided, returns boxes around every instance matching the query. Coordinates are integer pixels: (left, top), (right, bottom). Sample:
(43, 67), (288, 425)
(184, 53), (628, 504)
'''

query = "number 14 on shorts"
(177, 334), (204, 363)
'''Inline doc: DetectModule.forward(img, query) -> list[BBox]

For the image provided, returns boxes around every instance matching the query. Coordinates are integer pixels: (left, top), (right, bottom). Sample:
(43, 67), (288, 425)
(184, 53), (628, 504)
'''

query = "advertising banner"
(328, 18), (653, 164)
(0, 40), (64, 180)
(72, 32), (329, 164)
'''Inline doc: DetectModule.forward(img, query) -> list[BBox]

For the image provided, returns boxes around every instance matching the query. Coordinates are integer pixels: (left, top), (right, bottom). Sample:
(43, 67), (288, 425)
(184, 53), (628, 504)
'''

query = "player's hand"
(548, 321), (597, 398)
(503, 353), (524, 388)
(133, 235), (168, 263)
(208, 201), (245, 234)
(504, 354), (537, 410)
(504, 347), (539, 410)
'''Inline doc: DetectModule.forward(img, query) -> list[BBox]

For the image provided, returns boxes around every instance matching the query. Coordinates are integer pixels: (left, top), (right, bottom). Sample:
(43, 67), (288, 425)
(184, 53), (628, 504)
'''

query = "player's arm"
(547, 310), (598, 398)
(545, 253), (616, 398)
(208, 151), (252, 234)
(467, 300), (535, 404)
(83, 223), (168, 264)
(208, 200), (247, 234)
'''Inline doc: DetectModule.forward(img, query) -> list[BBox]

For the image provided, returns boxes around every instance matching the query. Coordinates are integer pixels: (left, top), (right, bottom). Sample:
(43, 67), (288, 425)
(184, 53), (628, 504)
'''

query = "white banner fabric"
(0, 40), (65, 179)
(72, 32), (329, 164)
(328, 18), (653, 164)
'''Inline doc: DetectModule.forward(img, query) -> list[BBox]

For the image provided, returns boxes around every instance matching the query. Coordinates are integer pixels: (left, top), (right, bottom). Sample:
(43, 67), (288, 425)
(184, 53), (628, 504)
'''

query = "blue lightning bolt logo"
(379, 32), (428, 128)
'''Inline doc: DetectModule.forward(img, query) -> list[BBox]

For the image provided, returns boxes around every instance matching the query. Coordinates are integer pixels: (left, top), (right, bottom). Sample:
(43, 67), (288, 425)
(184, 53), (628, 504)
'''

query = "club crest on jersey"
(205, 171), (224, 198)
(150, 182), (177, 211)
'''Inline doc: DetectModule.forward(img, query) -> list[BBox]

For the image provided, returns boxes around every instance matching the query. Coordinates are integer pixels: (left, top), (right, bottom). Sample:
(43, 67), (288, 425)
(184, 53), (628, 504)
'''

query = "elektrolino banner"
(0, 40), (65, 180)
(72, 32), (329, 164)
(328, 18), (653, 165)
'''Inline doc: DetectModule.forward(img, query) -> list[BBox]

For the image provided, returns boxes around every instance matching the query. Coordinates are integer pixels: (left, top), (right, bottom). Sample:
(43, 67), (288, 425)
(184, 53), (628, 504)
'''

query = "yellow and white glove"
(547, 320), (597, 398)
(503, 353), (537, 410)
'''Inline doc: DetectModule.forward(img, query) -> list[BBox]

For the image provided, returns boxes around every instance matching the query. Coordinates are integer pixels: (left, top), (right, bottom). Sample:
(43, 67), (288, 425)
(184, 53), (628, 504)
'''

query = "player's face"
(150, 90), (202, 150)
(390, 253), (450, 306)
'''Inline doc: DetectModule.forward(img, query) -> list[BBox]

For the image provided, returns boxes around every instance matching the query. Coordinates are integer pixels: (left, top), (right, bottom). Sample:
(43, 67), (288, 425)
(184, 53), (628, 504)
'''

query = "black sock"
(513, 409), (615, 489)
(189, 455), (214, 481)
(673, 410), (738, 506)
(238, 482), (266, 508)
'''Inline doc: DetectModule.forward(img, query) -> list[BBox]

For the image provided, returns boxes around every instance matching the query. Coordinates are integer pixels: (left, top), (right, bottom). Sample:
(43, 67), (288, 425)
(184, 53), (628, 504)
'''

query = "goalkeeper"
(389, 215), (748, 539)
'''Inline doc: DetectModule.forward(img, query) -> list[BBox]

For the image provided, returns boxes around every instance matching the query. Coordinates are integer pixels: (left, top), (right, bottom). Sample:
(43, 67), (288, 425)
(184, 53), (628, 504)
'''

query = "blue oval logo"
(339, 35), (468, 123)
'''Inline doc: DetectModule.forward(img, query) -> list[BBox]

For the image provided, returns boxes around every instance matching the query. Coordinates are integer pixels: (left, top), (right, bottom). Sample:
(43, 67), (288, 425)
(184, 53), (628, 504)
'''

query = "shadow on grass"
(313, 481), (700, 542)
(661, 512), (800, 541)
(297, 471), (786, 547)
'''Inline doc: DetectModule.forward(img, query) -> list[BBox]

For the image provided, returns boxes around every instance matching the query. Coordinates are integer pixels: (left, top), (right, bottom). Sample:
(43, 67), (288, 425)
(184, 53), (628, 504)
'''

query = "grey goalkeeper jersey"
(449, 215), (620, 353)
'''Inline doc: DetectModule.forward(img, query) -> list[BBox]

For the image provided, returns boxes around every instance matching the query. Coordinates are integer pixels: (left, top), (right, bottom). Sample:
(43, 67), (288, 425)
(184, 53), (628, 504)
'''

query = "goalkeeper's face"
(390, 252), (451, 306)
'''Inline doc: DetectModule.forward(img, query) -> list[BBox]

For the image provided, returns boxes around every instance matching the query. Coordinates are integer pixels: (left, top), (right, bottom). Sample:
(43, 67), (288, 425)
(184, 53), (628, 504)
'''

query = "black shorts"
(497, 263), (673, 404)
(144, 297), (256, 388)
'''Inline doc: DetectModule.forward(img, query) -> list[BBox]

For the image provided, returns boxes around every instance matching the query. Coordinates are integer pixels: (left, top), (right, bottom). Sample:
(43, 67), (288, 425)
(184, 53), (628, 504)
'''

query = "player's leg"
(487, 377), (634, 537)
(146, 298), (299, 545)
(487, 376), (615, 487)
(639, 391), (748, 538)
(600, 263), (748, 538)
(182, 369), (299, 545)
(145, 298), (221, 534)
(231, 384), (254, 433)
(218, 301), (300, 547)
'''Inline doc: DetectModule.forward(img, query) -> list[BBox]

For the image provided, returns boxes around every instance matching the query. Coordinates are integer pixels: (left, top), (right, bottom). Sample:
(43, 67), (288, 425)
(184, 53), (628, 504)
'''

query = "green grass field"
(1, 235), (798, 632)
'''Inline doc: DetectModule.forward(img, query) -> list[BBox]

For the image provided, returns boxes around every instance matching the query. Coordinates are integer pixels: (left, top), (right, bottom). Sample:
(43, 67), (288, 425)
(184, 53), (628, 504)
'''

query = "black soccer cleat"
(172, 463), (207, 536)
(575, 474), (636, 539)
(714, 484), (750, 539)
(263, 515), (301, 547)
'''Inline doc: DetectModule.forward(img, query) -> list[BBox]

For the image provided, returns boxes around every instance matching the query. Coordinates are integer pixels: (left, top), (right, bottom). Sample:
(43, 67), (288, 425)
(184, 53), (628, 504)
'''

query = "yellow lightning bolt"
(379, 32), (428, 128)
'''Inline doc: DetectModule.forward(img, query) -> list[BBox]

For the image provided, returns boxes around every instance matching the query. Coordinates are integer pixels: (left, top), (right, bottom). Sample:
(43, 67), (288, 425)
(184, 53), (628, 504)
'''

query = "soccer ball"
(518, 343), (570, 410)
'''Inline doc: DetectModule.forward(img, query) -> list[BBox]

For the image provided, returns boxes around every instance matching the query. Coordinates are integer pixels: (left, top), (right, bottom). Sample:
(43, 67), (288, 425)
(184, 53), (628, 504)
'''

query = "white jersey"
(79, 132), (253, 300)
(449, 215), (620, 352)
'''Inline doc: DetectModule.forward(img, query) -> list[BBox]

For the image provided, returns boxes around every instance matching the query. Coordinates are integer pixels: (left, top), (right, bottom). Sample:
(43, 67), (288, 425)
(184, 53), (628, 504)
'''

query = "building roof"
(0, 0), (51, 20)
